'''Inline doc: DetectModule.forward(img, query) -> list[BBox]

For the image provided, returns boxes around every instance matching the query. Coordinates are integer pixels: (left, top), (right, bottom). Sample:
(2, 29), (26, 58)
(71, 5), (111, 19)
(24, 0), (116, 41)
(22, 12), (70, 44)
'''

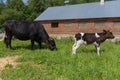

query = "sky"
(3, 0), (28, 4)
(23, 0), (28, 4)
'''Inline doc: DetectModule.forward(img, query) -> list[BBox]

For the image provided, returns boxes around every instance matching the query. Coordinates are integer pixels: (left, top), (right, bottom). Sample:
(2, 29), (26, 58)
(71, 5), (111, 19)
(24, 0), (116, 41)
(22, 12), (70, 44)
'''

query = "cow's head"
(103, 30), (115, 39)
(47, 37), (57, 51)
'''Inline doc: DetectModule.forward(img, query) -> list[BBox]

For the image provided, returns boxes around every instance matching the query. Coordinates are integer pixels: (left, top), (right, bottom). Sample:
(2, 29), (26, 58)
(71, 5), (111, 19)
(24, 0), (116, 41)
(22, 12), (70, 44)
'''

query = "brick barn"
(35, 0), (120, 35)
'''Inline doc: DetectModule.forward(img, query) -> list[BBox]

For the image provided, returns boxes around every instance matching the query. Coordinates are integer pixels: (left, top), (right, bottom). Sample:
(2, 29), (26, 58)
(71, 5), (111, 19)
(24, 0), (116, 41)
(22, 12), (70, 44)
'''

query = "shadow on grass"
(77, 47), (105, 54)
(11, 44), (48, 50)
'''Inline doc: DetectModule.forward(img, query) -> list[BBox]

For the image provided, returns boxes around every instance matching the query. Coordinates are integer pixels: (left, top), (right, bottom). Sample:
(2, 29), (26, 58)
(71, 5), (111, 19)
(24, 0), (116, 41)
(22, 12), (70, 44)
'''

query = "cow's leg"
(4, 36), (9, 48)
(7, 36), (12, 49)
(4, 30), (13, 49)
(35, 40), (42, 49)
(30, 35), (36, 50)
(94, 42), (100, 55)
(4, 32), (12, 48)
(4, 34), (12, 49)
(31, 40), (34, 50)
(72, 40), (82, 54)
(35, 37), (42, 49)
(38, 41), (42, 49)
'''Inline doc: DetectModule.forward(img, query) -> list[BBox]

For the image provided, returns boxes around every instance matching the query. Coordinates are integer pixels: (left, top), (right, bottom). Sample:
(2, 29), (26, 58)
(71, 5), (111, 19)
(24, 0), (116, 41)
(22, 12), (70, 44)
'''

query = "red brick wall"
(38, 18), (120, 34)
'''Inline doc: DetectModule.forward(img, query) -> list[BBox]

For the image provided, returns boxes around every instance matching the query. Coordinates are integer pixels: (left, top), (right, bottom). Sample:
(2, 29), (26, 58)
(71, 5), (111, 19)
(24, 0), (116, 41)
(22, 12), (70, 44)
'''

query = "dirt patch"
(0, 56), (20, 71)
(0, 55), (20, 80)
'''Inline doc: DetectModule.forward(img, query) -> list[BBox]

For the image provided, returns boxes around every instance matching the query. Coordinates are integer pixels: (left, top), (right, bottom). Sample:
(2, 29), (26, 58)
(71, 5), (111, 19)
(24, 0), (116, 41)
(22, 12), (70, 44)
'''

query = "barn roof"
(35, 0), (120, 21)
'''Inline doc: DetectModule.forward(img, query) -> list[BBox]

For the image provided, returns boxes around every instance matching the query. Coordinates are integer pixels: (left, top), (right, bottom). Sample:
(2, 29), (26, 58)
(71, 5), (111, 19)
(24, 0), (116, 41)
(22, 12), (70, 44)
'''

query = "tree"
(27, 0), (45, 21)
(6, 0), (25, 11)
(0, 0), (27, 29)
(0, 0), (5, 28)
(4, 0), (27, 20)
(44, 0), (64, 7)
(0, 0), (4, 13)
(0, 0), (111, 28)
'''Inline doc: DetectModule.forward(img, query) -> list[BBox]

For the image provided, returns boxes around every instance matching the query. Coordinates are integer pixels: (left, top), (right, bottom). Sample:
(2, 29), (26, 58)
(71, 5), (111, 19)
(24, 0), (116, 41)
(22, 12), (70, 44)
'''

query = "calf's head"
(47, 37), (57, 51)
(103, 30), (115, 39)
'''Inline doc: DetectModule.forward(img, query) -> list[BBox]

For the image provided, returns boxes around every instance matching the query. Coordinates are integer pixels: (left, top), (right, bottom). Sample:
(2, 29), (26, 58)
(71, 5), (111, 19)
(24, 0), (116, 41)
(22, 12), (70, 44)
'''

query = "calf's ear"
(103, 30), (107, 33)
(108, 30), (111, 32)
(103, 30), (106, 32)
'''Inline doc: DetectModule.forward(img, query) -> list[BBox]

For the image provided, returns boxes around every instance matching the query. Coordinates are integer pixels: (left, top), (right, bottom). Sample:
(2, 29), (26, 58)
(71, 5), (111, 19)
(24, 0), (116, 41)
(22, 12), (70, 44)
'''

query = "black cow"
(4, 20), (57, 50)
(72, 30), (115, 55)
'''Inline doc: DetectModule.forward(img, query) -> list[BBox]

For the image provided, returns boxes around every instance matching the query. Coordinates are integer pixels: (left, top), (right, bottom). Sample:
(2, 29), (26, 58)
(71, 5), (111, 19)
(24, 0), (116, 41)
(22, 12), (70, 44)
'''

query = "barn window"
(51, 22), (59, 28)
(95, 21), (105, 27)
(114, 21), (120, 27)
(64, 23), (71, 27)
(78, 22), (87, 27)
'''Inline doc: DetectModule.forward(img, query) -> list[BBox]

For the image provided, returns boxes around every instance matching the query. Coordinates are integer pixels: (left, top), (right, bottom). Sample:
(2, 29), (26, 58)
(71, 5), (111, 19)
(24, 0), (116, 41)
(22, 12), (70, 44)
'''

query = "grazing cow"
(3, 20), (57, 50)
(72, 30), (115, 55)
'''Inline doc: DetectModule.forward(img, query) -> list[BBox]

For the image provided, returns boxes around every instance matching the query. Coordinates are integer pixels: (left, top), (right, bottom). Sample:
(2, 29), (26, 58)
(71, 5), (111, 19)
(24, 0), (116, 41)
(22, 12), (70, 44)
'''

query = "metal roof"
(35, 0), (120, 21)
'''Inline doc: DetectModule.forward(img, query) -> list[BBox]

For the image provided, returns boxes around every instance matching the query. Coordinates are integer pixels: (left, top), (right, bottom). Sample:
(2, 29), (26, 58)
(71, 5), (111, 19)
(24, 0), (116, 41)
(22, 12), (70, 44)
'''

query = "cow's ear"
(49, 37), (54, 41)
(47, 38), (52, 43)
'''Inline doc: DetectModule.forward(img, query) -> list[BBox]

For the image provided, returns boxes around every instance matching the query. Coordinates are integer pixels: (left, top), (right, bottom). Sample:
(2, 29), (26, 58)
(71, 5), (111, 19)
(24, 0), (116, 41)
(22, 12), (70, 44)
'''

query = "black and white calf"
(72, 30), (115, 55)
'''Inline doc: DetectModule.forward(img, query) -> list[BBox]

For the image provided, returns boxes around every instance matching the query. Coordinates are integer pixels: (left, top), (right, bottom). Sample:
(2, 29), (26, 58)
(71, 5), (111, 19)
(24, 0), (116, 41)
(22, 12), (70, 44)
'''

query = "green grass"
(0, 38), (120, 80)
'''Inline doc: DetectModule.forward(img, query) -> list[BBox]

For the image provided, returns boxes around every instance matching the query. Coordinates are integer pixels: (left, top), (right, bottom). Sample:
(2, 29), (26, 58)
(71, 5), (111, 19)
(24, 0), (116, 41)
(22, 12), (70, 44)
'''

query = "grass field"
(0, 38), (120, 80)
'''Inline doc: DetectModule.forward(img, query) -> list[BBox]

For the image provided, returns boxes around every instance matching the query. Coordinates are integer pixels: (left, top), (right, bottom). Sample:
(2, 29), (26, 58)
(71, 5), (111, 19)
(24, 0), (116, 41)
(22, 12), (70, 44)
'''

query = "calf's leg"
(72, 40), (83, 54)
(94, 43), (100, 55)
(96, 46), (100, 55)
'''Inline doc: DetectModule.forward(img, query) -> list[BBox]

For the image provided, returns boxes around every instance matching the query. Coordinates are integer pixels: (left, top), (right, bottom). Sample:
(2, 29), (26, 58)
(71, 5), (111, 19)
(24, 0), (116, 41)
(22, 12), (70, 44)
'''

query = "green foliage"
(0, 0), (26, 28)
(1, 9), (23, 20)
(0, 38), (120, 80)
(0, 0), (110, 28)
(6, 0), (25, 11)
(0, 3), (4, 13)
(44, 0), (65, 7)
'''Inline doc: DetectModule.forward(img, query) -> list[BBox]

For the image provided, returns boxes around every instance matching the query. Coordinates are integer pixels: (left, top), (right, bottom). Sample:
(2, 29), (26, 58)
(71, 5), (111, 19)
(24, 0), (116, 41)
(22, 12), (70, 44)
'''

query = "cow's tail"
(0, 33), (5, 41)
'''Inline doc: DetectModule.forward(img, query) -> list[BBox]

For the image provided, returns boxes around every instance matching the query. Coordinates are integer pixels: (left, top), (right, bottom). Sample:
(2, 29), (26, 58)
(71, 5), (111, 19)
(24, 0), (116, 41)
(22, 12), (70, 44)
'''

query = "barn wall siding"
(38, 18), (120, 34)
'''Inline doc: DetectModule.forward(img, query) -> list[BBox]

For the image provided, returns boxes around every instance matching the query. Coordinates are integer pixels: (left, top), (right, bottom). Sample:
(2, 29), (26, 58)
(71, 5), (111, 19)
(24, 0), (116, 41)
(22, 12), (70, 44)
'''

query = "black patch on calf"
(82, 33), (98, 44)
(75, 33), (81, 41)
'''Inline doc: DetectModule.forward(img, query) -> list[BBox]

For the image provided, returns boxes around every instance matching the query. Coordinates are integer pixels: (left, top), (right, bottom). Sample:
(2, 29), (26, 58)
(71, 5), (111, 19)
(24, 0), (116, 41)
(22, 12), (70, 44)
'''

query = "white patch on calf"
(95, 33), (100, 38)
(80, 32), (84, 37)
(72, 32), (86, 54)
(94, 42), (100, 55)
(72, 40), (83, 54)
(93, 42), (98, 46)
